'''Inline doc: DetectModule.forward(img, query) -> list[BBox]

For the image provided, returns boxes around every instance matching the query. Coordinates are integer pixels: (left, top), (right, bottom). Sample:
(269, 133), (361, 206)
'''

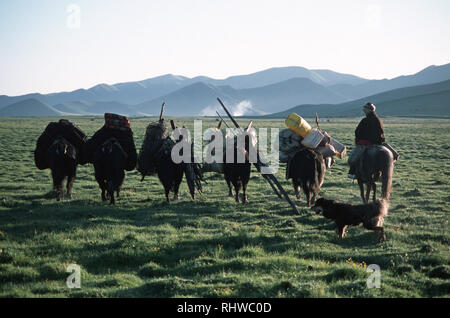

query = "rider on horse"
(348, 102), (385, 179)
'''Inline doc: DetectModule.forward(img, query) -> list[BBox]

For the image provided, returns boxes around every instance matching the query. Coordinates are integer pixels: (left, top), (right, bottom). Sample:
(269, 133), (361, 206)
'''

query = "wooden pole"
(216, 110), (281, 198)
(217, 109), (281, 198)
(217, 98), (299, 214)
(217, 119), (223, 129)
(315, 113), (321, 131)
(216, 111), (231, 129)
(159, 102), (166, 122)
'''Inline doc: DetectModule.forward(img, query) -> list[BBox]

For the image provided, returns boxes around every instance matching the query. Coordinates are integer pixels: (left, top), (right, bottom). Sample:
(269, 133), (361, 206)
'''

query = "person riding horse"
(348, 103), (385, 179)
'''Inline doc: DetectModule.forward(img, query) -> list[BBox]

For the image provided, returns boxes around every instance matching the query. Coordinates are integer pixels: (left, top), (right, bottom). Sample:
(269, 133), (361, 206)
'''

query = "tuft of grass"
(325, 266), (365, 283)
(429, 265), (450, 279)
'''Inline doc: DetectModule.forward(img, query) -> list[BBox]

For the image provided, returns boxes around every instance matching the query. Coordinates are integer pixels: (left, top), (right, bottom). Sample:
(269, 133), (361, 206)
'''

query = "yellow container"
(285, 113), (312, 138)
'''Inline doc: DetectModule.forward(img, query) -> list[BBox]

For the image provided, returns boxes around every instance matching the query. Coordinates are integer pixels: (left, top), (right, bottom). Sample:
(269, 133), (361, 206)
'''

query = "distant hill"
(1, 63), (449, 116)
(268, 79), (450, 118)
(0, 74), (192, 109)
(53, 100), (140, 116)
(137, 82), (240, 116)
(0, 66), (369, 109)
(0, 99), (63, 117)
(236, 77), (348, 113)
(198, 66), (369, 89)
(136, 77), (349, 116)
(329, 63), (450, 100)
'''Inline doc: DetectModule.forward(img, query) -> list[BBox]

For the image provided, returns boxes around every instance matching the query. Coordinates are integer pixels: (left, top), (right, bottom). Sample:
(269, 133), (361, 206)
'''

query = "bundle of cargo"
(173, 121), (204, 199)
(34, 119), (88, 170)
(104, 112), (130, 130)
(165, 120), (204, 200)
(85, 113), (137, 171)
(137, 120), (170, 177)
(278, 113), (346, 162)
(201, 125), (226, 174)
(276, 128), (304, 163)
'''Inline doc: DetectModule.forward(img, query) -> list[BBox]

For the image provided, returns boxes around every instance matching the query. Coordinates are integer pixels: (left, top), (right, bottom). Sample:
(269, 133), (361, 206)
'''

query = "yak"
(287, 148), (326, 207)
(46, 136), (78, 201)
(223, 127), (255, 203)
(93, 138), (128, 204)
(154, 138), (184, 202)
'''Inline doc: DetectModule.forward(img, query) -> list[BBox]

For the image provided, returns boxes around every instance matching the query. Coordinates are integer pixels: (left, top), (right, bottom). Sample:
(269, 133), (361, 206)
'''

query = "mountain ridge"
(1, 63), (449, 117)
(266, 79), (450, 118)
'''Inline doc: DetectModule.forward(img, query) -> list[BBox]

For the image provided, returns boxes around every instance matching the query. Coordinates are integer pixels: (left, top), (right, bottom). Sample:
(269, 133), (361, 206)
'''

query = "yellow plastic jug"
(285, 113), (312, 138)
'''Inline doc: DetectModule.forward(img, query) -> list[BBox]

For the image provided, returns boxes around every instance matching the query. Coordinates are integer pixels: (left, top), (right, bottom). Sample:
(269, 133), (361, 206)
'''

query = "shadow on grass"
(0, 199), (230, 239)
(76, 230), (289, 276)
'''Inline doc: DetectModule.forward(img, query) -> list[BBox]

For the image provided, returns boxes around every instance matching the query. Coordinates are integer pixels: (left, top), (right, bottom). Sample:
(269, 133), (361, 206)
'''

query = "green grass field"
(0, 116), (449, 298)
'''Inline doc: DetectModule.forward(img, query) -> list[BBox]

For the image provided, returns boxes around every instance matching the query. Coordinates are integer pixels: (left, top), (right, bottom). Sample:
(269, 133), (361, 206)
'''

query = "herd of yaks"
(34, 108), (396, 242)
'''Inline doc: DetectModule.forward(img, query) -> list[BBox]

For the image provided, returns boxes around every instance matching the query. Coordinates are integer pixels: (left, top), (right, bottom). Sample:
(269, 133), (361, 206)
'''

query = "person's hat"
(363, 102), (376, 112)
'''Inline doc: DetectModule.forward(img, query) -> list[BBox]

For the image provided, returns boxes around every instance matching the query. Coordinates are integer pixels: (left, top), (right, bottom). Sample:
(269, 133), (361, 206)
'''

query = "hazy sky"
(1, 0), (449, 95)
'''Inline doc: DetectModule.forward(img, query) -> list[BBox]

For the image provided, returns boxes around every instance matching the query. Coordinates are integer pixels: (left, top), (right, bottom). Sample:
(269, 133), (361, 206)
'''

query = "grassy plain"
(0, 116), (449, 297)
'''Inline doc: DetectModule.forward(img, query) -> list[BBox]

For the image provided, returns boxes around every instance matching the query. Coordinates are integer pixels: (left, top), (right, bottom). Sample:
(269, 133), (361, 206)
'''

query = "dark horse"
(355, 145), (394, 204)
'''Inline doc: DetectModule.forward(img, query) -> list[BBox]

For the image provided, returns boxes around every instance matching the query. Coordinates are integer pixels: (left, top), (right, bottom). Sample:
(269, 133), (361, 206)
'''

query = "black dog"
(311, 198), (389, 242)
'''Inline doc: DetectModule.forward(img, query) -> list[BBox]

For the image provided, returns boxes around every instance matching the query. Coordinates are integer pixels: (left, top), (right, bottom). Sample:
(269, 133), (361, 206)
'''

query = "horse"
(355, 145), (394, 204)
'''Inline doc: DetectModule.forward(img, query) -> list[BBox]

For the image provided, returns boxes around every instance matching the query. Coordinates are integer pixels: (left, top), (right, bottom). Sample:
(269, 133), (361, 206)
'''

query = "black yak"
(46, 137), (78, 201)
(154, 139), (184, 202)
(223, 126), (255, 203)
(224, 157), (251, 203)
(93, 138), (128, 204)
(287, 148), (326, 207)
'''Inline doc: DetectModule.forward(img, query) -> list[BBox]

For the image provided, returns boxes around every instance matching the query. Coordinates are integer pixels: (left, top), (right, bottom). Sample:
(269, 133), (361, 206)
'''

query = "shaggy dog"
(311, 198), (389, 242)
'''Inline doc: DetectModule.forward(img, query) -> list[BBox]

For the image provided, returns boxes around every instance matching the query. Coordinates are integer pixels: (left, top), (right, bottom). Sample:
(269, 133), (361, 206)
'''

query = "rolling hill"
(53, 100), (140, 116)
(0, 66), (369, 110)
(329, 63), (450, 100)
(136, 77), (350, 116)
(196, 66), (369, 89)
(267, 79), (450, 118)
(1, 63), (449, 117)
(136, 82), (240, 116)
(0, 99), (64, 117)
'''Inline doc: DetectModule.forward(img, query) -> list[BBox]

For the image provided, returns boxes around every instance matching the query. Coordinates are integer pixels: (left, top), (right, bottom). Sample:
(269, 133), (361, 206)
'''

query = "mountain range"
(268, 79), (450, 118)
(1, 63), (449, 117)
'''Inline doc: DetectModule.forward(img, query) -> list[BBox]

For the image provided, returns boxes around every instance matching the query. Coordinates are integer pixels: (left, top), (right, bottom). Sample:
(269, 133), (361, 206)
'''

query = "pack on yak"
(279, 113), (346, 207)
(137, 103), (203, 202)
(85, 113), (137, 204)
(202, 118), (254, 203)
(216, 98), (300, 214)
(34, 119), (87, 200)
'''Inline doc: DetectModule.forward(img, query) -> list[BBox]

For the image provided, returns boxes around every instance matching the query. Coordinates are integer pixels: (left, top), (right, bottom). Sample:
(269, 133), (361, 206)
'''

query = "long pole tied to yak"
(216, 110), (282, 199)
(159, 102), (166, 123)
(216, 98), (299, 214)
